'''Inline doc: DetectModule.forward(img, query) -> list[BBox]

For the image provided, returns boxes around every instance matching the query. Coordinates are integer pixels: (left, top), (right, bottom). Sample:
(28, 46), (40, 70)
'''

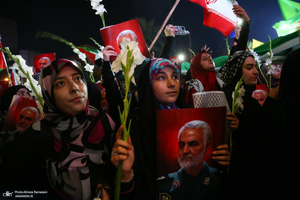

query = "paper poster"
(34, 53), (56, 73)
(156, 107), (226, 178)
(100, 19), (150, 62)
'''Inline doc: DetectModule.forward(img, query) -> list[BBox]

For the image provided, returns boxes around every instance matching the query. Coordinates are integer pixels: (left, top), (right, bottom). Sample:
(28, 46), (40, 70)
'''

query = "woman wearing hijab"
(0, 59), (126, 200)
(185, 50), (224, 106)
(220, 50), (279, 199)
(111, 58), (231, 199)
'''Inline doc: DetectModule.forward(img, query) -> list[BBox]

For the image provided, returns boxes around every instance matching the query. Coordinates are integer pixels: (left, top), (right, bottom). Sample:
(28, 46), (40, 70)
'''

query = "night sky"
(0, 0), (299, 61)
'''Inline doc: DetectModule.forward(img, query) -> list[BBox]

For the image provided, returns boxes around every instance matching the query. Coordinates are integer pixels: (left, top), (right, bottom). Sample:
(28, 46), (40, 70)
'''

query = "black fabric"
(101, 61), (123, 125)
(0, 120), (53, 190)
(263, 48), (300, 199)
(159, 36), (175, 59)
(230, 21), (250, 56)
(222, 77), (278, 199)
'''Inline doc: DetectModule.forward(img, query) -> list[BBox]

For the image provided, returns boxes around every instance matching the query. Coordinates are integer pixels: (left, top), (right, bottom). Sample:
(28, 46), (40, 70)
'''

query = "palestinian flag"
(76, 46), (101, 63)
(188, 0), (239, 36)
(0, 36), (8, 72)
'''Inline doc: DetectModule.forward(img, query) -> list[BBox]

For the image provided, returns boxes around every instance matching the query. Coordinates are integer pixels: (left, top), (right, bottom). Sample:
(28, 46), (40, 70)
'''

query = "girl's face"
(53, 65), (88, 115)
(242, 57), (259, 86)
(200, 53), (214, 72)
(16, 88), (31, 99)
(152, 66), (180, 105)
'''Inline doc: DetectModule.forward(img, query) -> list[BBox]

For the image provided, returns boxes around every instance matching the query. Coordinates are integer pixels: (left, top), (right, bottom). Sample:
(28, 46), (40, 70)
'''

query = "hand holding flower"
(111, 126), (135, 180)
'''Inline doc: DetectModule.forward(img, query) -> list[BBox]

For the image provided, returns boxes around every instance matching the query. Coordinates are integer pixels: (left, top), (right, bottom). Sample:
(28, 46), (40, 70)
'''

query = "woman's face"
(53, 65), (88, 115)
(273, 67), (281, 79)
(242, 57), (259, 86)
(16, 88), (31, 99)
(152, 66), (180, 105)
(200, 53), (215, 72)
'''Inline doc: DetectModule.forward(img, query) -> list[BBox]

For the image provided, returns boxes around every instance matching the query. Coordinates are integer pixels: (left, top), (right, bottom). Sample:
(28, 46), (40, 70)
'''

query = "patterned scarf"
(39, 59), (115, 200)
(149, 58), (180, 85)
(190, 51), (217, 91)
(149, 58), (180, 109)
(221, 51), (253, 88)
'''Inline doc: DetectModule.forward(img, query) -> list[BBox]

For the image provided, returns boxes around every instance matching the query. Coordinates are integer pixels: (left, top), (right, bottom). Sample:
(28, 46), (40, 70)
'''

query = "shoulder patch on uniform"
(203, 177), (210, 185)
(156, 175), (166, 180)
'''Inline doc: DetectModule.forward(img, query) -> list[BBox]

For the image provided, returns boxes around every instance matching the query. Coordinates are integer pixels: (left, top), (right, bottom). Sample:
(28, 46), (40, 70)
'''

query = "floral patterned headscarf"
(149, 58), (180, 85)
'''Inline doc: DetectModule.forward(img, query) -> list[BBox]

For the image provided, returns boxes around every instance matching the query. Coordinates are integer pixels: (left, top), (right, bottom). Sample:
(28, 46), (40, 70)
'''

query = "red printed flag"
(188, 0), (239, 36)
(0, 38), (8, 71)
(76, 46), (100, 63)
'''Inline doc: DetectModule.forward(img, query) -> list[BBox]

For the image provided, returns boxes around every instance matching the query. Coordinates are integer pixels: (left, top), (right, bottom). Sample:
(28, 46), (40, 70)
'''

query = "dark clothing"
(263, 48), (300, 199)
(230, 21), (250, 56)
(223, 83), (277, 199)
(156, 162), (220, 200)
(159, 36), (174, 59)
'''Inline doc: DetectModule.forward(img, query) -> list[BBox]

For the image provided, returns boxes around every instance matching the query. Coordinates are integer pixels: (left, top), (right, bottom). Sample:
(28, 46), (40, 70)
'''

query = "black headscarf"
(0, 85), (29, 112)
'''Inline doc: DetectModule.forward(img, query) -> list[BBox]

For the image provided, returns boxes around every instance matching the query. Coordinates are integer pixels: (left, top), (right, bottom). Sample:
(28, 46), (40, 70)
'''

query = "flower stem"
(114, 46), (134, 200)
(101, 14), (106, 28)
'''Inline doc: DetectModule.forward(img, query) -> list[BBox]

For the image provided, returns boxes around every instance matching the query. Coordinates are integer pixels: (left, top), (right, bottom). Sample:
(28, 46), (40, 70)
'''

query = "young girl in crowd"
(112, 58), (237, 199)
(0, 59), (131, 200)
(220, 50), (279, 199)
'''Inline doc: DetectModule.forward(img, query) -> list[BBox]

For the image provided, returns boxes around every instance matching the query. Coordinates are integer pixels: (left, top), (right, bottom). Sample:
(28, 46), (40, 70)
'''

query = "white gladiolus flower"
(85, 63), (94, 73)
(111, 38), (146, 84)
(265, 58), (272, 66)
(91, 0), (102, 9)
(95, 4), (107, 15)
(266, 65), (276, 76)
(78, 52), (86, 61)
(97, 50), (103, 59)
(232, 85), (245, 113)
(73, 48), (80, 54)
(248, 48), (262, 67)
(267, 51), (273, 58)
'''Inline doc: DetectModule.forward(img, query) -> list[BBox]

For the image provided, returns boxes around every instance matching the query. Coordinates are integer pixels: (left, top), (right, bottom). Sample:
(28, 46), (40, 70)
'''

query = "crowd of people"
(0, 3), (298, 200)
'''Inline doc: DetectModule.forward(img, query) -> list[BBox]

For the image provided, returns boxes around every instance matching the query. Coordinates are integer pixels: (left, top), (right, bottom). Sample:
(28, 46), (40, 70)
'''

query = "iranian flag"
(0, 36), (8, 71)
(188, 0), (239, 36)
(76, 46), (101, 63)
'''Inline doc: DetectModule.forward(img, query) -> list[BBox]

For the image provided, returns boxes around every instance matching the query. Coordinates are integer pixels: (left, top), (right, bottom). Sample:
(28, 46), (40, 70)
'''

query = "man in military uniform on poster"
(157, 120), (225, 200)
